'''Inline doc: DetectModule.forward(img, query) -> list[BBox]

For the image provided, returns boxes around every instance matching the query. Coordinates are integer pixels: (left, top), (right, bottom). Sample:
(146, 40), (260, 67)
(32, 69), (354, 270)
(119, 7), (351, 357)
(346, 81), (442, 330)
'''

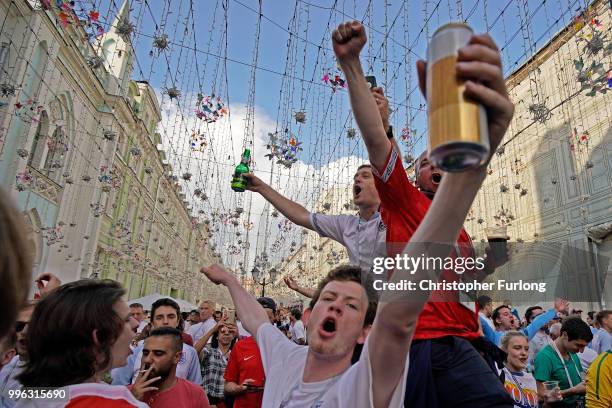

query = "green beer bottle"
(231, 149), (251, 192)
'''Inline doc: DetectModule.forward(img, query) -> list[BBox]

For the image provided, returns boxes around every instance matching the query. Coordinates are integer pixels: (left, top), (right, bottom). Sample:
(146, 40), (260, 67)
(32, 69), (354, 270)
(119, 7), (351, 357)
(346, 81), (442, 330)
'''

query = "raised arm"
(284, 276), (315, 298)
(522, 299), (568, 340)
(333, 21), (514, 408)
(243, 173), (313, 229)
(194, 319), (224, 354)
(479, 314), (503, 345)
(200, 265), (269, 338)
(333, 23), (390, 171)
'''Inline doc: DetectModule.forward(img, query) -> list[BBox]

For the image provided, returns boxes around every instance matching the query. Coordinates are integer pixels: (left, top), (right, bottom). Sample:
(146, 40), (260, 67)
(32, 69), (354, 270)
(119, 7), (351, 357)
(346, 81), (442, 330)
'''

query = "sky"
(91, 0), (588, 272)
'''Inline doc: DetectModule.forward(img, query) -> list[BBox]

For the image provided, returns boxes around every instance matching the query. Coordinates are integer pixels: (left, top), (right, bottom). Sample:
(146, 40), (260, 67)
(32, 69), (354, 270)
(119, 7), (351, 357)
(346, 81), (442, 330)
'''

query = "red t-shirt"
(66, 383), (149, 408)
(224, 336), (265, 408)
(141, 378), (210, 408)
(373, 147), (480, 341)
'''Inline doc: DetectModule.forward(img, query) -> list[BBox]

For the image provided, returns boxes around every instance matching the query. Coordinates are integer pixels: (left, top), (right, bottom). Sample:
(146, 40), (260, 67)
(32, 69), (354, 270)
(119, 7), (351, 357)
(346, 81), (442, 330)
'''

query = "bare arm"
(368, 169), (487, 408)
(333, 21), (513, 408)
(333, 24), (390, 171)
(284, 276), (315, 298)
(244, 173), (313, 229)
(200, 265), (269, 338)
(194, 319), (224, 354)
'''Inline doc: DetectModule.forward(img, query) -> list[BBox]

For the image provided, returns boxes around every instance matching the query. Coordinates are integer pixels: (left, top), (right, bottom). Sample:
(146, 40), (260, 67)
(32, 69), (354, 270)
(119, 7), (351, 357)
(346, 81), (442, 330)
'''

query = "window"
(0, 42), (9, 82)
(43, 127), (68, 182)
(28, 111), (49, 168)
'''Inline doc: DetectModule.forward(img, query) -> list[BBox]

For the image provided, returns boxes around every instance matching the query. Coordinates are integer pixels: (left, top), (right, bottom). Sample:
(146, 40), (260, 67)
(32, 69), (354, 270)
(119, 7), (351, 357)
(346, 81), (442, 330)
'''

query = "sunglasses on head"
(15, 321), (28, 333)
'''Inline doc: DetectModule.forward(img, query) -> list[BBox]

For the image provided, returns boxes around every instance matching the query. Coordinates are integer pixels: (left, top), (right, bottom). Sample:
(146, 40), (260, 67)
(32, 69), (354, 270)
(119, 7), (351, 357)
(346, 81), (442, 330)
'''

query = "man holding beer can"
(332, 20), (514, 408)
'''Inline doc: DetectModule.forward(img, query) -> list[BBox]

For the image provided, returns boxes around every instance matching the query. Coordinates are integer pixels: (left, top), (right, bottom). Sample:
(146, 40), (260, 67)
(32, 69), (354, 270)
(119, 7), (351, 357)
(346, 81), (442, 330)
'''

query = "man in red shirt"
(131, 327), (210, 408)
(223, 297), (275, 407)
(333, 21), (515, 407)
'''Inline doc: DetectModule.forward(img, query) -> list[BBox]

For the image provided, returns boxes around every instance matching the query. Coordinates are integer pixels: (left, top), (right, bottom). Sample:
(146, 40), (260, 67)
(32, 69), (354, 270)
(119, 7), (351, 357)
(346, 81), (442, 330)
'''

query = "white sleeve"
(186, 323), (199, 337)
(256, 323), (301, 374)
(185, 346), (203, 384)
(293, 321), (305, 341)
(329, 339), (409, 407)
(309, 213), (347, 245)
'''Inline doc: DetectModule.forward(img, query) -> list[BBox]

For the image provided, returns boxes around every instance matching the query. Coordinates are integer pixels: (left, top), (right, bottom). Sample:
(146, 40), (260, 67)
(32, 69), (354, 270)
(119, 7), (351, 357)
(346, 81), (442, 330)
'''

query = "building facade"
(465, 0), (611, 309)
(268, 1), (612, 309)
(0, 0), (224, 304)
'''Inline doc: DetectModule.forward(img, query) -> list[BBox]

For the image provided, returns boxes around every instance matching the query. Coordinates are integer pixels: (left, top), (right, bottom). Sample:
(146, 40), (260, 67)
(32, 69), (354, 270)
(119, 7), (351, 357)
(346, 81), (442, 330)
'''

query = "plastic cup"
(543, 381), (562, 401)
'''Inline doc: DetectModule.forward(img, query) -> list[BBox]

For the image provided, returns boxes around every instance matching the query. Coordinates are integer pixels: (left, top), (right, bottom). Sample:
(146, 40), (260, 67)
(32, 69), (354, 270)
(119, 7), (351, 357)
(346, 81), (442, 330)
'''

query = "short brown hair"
(311, 265), (378, 327)
(0, 190), (32, 340)
(356, 164), (372, 172)
(19, 280), (126, 387)
(596, 310), (611, 326)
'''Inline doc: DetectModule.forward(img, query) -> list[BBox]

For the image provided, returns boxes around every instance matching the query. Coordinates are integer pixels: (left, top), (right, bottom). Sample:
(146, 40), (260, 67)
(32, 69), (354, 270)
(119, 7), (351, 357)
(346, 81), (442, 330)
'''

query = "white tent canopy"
(128, 293), (198, 312)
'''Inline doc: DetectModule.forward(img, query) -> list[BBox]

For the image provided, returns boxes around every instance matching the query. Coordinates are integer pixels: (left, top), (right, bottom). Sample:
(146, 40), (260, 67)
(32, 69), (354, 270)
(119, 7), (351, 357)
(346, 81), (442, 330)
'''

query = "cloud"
(157, 95), (365, 275)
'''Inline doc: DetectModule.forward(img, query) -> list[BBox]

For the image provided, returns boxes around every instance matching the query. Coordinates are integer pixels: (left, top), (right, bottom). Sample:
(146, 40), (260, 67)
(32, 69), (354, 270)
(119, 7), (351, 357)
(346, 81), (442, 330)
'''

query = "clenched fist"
(332, 21), (367, 63)
(201, 264), (235, 286)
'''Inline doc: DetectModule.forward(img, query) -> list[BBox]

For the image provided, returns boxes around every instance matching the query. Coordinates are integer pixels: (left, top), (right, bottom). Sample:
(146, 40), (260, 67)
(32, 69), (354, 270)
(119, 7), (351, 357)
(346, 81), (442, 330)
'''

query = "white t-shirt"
(256, 323), (408, 407)
(290, 320), (306, 344)
(528, 330), (551, 369)
(577, 347), (598, 371)
(0, 355), (23, 408)
(236, 320), (251, 338)
(187, 317), (217, 344)
(136, 320), (148, 333)
(501, 367), (538, 408)
(310, 212), (387, 272)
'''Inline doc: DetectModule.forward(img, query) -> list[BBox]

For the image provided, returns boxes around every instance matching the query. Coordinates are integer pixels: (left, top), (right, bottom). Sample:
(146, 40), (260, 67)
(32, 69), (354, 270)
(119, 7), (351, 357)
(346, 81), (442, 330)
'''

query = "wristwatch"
(386, 126), (394, 139)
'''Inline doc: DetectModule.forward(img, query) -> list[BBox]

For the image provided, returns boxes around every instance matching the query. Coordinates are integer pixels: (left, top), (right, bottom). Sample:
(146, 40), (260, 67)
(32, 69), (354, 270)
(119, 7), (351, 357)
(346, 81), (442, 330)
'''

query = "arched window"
(43, 126), (68, 182)
(22, 41), (48, 99)
(28, 110), (49, 168)
(101, 38), (115, 61)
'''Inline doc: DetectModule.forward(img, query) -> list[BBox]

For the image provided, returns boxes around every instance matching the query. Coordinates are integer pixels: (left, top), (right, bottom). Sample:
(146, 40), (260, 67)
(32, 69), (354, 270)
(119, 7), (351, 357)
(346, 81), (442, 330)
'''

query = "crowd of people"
(0, 20), (611, 408)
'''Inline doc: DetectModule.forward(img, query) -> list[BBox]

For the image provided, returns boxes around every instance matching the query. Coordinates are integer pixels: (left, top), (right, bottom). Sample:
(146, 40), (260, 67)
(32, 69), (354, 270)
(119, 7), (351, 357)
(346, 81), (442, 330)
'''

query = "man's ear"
(1, 348), (16, 366)
(173, 350), (182, 365)
(357, 324), (372, 345)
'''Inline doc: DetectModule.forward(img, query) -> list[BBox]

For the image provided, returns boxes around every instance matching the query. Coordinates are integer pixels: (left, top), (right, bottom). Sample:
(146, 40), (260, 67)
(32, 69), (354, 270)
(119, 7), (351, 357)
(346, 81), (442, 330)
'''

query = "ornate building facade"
(268, 0), (612, 309)
(0, 0), (224, 304)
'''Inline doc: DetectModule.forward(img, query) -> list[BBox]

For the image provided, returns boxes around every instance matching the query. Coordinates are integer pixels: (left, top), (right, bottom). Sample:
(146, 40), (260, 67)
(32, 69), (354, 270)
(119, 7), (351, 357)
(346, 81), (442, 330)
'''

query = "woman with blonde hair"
(501, 331), (562, 407)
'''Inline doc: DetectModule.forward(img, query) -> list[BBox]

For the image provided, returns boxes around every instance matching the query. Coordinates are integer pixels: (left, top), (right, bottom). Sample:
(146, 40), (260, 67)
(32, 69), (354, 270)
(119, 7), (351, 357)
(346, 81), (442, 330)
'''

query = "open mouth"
(353, 185), (362, 197)
(432, 172), (442, 184)
(322, 318), (337, 334)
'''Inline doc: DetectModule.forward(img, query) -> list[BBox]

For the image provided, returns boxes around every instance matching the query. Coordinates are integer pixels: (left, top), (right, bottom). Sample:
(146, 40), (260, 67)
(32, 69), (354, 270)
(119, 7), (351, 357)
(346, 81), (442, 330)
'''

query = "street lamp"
(251, 265), (278, 297)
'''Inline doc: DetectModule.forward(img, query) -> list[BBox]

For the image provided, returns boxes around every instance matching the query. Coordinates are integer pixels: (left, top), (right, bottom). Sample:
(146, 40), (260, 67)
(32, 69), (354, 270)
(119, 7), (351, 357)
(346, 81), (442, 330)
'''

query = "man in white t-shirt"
(187, 300), (216, 344)
(130, 303), (149, 333)
(288, 308), (306, 345)
(201, 116), (496, 407)
(243, 137), (389, 280)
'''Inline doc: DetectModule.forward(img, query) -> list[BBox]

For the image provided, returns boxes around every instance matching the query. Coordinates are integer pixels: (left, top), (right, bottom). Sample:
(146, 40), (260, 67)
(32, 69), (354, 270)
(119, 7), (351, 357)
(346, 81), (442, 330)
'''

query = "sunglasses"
(15, 321), (28, 333)
(219, 329), (231, 335)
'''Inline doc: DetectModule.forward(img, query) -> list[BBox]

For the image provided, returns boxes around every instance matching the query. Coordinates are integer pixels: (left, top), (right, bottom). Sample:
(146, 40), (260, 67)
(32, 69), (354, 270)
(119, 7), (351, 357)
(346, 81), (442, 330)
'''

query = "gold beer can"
(427, 22), (489, 172)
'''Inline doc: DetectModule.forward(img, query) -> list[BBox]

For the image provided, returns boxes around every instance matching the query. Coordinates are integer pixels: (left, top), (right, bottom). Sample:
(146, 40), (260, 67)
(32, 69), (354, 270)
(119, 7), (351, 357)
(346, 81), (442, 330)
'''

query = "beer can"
(427, 23), (489, 172)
